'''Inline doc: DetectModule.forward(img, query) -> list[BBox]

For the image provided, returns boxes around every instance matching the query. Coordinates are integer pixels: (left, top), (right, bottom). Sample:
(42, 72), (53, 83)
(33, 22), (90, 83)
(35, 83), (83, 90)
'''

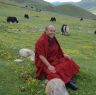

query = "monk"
(35, 25), (80, 90)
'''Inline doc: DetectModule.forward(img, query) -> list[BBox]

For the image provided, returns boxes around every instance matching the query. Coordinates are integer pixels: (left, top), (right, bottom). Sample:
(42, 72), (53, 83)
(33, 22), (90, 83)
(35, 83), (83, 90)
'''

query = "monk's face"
(46, 27), (55, 38)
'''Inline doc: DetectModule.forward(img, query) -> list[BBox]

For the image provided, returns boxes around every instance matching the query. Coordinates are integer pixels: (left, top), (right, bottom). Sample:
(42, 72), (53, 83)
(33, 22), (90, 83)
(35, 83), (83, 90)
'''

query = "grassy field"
(89, 8), (96, 15)
(0, 2), (96, 95)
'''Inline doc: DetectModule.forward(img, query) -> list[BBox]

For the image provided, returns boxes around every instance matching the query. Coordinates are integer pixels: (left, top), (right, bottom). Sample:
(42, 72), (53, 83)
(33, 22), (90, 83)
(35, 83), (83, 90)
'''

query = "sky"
(44, 0), (82, 3)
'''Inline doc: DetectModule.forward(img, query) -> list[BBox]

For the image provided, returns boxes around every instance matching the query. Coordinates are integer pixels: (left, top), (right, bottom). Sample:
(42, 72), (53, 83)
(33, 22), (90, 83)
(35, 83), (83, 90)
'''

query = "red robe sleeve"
(35, 40), (47, 79)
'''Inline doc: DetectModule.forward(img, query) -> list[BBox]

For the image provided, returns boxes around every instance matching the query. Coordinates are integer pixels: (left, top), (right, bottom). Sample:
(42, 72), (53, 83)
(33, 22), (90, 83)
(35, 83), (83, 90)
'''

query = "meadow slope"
(0, 2), (96, 95)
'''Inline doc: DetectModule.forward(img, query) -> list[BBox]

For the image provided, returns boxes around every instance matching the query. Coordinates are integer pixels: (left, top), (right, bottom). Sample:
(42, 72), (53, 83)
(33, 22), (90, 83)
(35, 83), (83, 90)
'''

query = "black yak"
(7, 17), (18, 23)
(24, 14), (29, 19)
(50, 17), (56, 22)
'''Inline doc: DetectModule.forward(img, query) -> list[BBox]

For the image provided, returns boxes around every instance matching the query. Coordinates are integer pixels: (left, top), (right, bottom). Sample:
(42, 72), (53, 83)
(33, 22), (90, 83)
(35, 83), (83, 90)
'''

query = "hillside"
(0, 0), (53, 11)
(50, 4), (96, 19)
(77, 0), (96, 9)
(0, 0), (96, 19)
(50, 0), (96, 10)
(50, 0), (96, 15)
(89, 8), (96, 15)
(77, 0), (96, 15)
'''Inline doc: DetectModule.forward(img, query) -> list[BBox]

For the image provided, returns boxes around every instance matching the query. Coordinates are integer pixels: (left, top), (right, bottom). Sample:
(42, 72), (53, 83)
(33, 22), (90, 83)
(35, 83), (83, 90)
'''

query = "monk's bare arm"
(39, 55), (56, 73)
(39, 55), (50, 67)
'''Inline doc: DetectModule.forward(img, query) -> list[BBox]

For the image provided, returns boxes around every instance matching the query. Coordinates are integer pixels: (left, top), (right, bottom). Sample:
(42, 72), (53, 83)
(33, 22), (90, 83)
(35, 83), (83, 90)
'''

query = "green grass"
(0, 2), (96, 95)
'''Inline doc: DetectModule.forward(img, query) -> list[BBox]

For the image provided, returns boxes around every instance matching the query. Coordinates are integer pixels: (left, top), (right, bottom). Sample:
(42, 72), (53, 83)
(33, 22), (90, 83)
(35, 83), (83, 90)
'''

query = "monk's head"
(45, 25), (55, 38)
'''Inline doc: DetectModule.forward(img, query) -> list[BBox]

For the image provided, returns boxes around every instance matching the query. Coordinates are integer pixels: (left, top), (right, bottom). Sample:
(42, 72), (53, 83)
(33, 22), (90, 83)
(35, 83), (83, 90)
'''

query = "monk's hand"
(48, 65), (56, 73)
(64, 54), (72, 59)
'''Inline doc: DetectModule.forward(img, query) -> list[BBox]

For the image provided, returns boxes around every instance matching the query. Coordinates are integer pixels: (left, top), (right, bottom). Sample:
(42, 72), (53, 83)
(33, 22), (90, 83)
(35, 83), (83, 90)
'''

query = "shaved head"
(45, 25), (55, 31)
(45, 25), (56, 38)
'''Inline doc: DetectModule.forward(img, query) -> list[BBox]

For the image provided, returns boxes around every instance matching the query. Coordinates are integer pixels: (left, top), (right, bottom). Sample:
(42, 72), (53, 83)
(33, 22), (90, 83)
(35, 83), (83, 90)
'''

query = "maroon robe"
(35, 32), (80, 84)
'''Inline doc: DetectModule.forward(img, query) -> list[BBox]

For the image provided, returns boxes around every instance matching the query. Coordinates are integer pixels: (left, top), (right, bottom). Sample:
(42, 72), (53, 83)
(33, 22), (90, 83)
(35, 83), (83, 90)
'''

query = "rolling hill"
(77, 0), (96, 14)
(0, 0), (54, 11)
(49, 4), (96, 19)
(89, 8), (96, 15)
(77, 0), (96, 9)
(50, 0), (96, 10)
(50, 0), (96, 15)
(0, 0), (96, 19)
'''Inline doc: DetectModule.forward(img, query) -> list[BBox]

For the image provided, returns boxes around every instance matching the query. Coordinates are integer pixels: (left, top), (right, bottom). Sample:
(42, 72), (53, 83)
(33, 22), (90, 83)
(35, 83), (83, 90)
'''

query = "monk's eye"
(50, 30), (55, 32)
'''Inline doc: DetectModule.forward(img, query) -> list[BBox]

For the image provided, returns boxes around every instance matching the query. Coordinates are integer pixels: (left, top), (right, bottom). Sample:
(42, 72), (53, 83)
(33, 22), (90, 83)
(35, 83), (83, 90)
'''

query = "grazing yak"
(50, 17), (56, 22)
(7, 17), (18, 23)
(24, 14), (29, 19)
(45, 78), (69, 95)
(61, 24), (69, 35)
(80, 17), (83, 21)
